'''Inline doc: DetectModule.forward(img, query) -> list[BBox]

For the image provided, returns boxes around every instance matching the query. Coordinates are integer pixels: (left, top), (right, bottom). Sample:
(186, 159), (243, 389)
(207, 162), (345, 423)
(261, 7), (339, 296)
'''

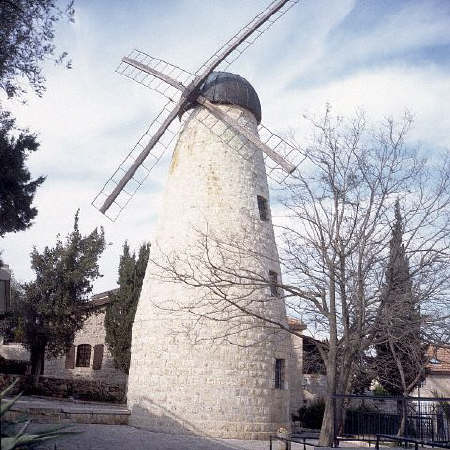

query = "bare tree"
(148, 107), (450, 445)
(278, 108), (449, 443)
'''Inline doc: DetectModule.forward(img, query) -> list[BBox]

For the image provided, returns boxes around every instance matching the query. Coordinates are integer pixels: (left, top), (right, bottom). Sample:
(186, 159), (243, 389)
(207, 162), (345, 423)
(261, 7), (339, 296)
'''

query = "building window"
(93, 344), (104, 370)
(269, 270), (279, 297)
(76, 344), (91, 368)
(65, 345), (76, 369)
(275, 359), (285, 389)
(0, 278), (10, 314)
(257, 195), (268, 221)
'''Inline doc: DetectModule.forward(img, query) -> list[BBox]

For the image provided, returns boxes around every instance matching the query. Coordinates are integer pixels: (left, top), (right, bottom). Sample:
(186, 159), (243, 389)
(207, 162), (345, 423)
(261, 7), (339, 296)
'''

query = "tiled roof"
(287, 317), (307, 332)
(426, 346), (450, 374)
(86, 289), (118, 309)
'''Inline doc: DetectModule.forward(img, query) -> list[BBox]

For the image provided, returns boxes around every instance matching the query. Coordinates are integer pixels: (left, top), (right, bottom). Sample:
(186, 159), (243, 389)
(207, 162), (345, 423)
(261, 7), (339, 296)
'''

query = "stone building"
(43, 290), (127, 385)
(302, 336), (327, 404)
(287, 318), (307, 414)
(0, 290), (127, 386)
(413, 346), (450, 398)
(0, 264), (11, 314)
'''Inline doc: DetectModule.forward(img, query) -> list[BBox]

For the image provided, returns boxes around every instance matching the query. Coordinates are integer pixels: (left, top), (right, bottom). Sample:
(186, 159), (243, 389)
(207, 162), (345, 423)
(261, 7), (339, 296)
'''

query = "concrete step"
(3, 395), (130, 425)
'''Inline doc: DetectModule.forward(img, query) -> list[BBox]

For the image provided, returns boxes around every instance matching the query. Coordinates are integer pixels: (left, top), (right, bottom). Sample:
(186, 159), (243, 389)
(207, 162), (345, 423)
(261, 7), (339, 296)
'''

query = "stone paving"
(28, 423), (306, 450)
(6, 396), (306, 449)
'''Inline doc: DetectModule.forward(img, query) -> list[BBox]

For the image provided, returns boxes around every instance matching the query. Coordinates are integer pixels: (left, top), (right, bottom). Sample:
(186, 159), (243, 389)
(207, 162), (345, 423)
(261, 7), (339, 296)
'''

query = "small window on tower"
(269, 270), (279, 297)
(275, 358), (285, 389)
(257, 195), (268, 221)
(76, 344), (92, 368)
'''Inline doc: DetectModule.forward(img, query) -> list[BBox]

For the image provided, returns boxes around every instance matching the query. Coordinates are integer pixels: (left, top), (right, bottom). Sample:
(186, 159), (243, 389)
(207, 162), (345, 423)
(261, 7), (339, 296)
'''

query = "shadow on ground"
(21, 395), (300, 449)
(28, 423), (289, 450)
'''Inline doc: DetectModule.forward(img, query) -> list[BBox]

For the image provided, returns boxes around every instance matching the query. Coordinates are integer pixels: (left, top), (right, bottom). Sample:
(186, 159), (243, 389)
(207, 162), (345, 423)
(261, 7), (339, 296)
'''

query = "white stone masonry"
(127, 104), (295, 439)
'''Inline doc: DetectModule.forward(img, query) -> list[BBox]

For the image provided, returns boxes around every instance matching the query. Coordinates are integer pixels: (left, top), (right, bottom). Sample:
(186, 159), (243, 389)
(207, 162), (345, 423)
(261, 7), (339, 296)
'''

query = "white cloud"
(337, 1), (450, 63)
(2, 0), (449, 293)
(261, 64), (450, 151)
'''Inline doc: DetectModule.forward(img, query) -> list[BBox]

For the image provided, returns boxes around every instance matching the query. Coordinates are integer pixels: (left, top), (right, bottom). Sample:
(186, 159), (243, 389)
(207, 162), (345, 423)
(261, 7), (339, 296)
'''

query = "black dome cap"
(188, 72), (262, 124)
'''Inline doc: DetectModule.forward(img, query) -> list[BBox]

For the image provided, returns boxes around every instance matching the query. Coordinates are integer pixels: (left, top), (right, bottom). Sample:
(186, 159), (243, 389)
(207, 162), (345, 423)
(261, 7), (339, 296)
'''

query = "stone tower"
(127, 72), (293, 440)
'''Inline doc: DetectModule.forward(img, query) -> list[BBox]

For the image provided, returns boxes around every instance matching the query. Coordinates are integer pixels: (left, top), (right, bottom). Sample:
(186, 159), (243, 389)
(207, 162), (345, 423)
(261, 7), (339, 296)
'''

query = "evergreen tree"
(105, 242), (150, 374)
(0, 0), (74, 99)
(374, 200), (425, 396)
(6, 211), (105, 386)
(0, 117), (45, 237)
(0, 0), (75, 239)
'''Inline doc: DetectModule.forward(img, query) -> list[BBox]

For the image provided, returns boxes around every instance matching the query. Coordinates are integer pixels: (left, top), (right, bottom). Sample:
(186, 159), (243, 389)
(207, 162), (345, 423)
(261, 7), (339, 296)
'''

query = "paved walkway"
(7, 396), (305, 449)
(27, 423), (305, 450)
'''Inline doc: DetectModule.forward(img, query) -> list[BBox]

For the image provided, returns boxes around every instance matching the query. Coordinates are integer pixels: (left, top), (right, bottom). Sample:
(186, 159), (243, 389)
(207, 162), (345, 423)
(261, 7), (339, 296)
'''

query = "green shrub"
(293, 399), (326, 429)
(372, 384), (390, 396)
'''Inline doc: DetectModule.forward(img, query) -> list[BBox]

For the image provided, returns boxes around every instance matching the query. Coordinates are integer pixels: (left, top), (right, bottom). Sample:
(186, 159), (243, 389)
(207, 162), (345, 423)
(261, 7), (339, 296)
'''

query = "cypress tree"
(105, 242), (150, 374)
(374, 200), (425, 395)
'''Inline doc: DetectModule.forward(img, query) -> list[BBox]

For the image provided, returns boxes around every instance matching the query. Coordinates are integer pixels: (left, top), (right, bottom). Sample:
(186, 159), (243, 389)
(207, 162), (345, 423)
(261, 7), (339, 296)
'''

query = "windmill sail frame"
(93, 0), (300, 219)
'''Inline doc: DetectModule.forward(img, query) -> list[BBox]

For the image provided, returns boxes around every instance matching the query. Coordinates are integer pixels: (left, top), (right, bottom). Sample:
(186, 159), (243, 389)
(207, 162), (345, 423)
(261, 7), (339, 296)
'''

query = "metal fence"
(333, 394), (450, 446)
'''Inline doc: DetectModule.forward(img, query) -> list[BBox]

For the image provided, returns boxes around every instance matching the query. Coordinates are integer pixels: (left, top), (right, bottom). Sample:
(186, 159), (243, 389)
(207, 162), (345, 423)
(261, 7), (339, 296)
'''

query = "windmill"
(94, 0), (304, 440)
(92, 0), (302, 221)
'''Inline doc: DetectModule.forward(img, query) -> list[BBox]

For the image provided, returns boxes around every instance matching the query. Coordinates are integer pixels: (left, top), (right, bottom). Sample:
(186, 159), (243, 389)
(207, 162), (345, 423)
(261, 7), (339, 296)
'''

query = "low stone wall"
(0, 374), (126, 403)
(5, 399), (130, 425)
(6, 407), (130, 425)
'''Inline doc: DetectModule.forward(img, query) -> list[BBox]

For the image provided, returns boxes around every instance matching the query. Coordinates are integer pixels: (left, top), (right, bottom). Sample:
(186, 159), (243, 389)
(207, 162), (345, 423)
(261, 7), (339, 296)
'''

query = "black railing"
(333, 394), (450, 446)
(269, 435), (328, 450)
(376, 433), (450, 449)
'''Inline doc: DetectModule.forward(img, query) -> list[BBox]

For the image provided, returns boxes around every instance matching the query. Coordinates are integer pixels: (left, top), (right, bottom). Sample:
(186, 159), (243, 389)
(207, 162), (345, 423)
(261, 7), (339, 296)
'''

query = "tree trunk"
(29, 337), (46, 389)
(319, 273), (338, 447)
(397, 396), (408, 437)
(320, 396), (335, 446)
(319, 352), (337, 446)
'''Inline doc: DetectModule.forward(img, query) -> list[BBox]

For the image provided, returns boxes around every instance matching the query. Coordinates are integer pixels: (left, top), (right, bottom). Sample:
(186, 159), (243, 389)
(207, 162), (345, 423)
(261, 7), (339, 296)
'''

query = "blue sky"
(2, 0), (450, 293)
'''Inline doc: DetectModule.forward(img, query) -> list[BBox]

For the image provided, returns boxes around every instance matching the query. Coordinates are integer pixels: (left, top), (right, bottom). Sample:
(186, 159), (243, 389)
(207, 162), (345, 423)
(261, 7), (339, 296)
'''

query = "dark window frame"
(0, 278), (10, 314)
(92, 344), (104, 370)
(269, 270), (279, 297)
(257, 195), (269, 221)
(76, 344), (92, 368)
(275, 358), (285, 389)
(65, 345), (76, 369)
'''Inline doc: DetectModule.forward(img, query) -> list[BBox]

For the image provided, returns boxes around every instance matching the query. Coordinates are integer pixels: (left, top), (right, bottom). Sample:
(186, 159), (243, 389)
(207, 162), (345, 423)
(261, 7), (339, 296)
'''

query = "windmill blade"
(92, 101), (184, 221)
(116, 49), (195, 103)
(258, 123), (305, 183)
(195, 0), (299, 78)
(195, 97), (304, 183)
